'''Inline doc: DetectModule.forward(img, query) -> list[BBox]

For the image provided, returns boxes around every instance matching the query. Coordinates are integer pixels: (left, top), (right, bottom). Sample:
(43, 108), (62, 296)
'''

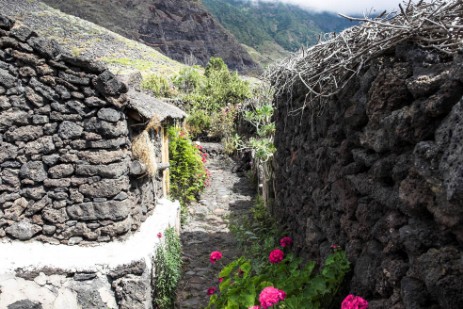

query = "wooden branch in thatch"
(267, 0), (463, 115)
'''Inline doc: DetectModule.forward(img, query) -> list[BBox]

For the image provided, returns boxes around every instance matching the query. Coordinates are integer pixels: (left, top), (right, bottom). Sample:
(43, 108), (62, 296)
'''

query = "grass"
(101, 57), (157, 71)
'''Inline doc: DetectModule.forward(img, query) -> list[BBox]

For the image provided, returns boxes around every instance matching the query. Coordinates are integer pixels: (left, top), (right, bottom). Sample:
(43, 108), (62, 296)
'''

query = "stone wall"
(0, 198), (181, 309)
(273, 44), (463, 308)
(0, 15), (159, 244)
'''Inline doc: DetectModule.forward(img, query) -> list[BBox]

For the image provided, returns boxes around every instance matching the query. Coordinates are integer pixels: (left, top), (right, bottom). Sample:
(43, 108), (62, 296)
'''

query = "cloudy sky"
(256, 0), (405, 14)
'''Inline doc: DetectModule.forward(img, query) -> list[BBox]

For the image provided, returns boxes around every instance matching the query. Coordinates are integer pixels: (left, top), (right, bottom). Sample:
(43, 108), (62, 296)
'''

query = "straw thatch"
(268, 0), (463, 115)
(131, 130), (158, 177)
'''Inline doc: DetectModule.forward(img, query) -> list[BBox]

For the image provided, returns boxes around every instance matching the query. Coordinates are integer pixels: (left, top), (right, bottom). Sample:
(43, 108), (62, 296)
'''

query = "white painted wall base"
(0, 198), (180, 309)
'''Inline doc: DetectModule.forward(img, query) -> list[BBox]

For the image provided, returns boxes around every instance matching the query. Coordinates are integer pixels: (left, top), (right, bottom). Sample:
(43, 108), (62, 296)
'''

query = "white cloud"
(254, 0), (405, 14)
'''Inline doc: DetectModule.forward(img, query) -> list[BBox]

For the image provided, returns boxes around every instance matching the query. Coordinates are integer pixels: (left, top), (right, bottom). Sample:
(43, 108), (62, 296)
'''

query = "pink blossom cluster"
(269, 249), (284, 264)
(209, 251), (223, 264)
(258, 286), (286, 309)
(207, 287), (217, 295)
(279, 236), (293, 248)
(341, 294), (369, 309)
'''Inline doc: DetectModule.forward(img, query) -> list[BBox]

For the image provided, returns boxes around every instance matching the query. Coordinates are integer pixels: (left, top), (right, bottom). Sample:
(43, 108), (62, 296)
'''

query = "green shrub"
(209, 105), (239, 143)
(173, 57), (251, 139)
(142, 74), (175, 98)
(153, 227), (182, 309)
(173, 66), (205, 93)
(186, 108), (212, 138)
(168, 127), (207, 206)
(202, 58), (251, 110)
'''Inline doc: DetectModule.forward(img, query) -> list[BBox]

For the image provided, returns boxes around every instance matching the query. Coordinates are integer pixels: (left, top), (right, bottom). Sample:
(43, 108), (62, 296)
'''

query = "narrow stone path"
(175, 143), (255, 309)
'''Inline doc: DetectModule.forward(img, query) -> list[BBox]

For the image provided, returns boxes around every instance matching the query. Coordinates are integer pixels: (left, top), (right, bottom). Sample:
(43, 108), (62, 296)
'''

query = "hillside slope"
(39, 0), (260, 74)
(202, 0), (356, 63)
(0, 0), (189, 78)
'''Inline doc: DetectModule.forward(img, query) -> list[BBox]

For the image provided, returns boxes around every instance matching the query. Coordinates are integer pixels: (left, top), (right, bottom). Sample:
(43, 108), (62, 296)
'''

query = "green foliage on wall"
(168, 127), (207, 206)
(153, 227), (182, 309)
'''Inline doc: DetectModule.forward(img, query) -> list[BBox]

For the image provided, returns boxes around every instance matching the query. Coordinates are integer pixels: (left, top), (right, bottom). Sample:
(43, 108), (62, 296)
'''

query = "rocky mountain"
(39, 0), (260, 74)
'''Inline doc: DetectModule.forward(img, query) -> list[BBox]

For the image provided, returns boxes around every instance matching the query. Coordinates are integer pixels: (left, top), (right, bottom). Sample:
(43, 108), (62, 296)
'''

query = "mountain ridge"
(39, 0), (261, 74)
(202, 0), (357, 65)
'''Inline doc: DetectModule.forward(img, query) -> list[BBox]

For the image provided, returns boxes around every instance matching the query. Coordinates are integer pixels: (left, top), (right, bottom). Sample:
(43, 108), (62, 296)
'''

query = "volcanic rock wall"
(273, 44), (463, 308)
(0, 15), (158, 244)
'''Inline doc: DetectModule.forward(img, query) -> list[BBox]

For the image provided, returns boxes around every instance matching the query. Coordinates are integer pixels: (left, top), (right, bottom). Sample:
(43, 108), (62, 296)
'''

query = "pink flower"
(341, 294), (368, 309)
(259, 287), (286, 309)
(157, 232), (162, 238)
(207, 287), (217, 295)
(209, 251), (223, 264)
(248, 306), (260, 309)
(218, 277), (224, 283)
(279, 236), (293, 248)
(269, 249), (284, 264)
(330, 244), (339, 249)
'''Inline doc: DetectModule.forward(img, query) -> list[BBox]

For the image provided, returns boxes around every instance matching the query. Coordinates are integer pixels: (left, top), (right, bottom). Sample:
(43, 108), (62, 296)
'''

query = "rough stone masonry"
(0, 14), (157, 245)
(273, 44), (463, 308)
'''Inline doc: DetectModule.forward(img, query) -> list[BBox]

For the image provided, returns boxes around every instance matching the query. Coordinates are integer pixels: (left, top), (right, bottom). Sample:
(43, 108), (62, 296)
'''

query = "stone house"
(0, 14), (185, 245)
(0, 14), (186, 308)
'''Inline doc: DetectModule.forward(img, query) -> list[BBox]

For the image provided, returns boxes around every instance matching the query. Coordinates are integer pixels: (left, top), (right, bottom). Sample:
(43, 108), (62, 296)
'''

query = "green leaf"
(240, 261), (252, 277)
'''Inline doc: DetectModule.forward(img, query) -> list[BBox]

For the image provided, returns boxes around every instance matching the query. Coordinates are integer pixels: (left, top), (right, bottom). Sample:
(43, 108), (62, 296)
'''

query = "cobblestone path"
(175, 143), (255, 308)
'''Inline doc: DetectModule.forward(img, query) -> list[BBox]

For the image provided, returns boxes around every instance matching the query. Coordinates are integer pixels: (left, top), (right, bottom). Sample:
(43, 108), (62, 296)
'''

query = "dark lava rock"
(0, 14), (14, 30)
(7, 299), (42, 309)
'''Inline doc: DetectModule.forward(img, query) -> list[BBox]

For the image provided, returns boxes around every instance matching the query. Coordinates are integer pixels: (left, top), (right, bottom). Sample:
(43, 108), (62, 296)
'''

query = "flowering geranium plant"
(206, 236), (351, 309)
(210, 251), (223, 264)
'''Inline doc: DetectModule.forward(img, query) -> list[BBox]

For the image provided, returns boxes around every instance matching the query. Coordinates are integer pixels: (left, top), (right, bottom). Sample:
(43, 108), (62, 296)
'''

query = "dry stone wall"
(0, 15), (156, 244)
(273, 44), (463, 309)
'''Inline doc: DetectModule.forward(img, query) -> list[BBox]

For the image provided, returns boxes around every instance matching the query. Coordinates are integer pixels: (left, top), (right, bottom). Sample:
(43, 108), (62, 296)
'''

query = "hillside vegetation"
(202, 0), (356, 65)
(40, 0), (260, 73)
(0, 0), (187, 78)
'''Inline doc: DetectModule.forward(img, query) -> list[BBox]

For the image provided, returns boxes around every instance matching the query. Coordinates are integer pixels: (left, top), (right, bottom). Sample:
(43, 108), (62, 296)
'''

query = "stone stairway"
(175, 143), (255, 308)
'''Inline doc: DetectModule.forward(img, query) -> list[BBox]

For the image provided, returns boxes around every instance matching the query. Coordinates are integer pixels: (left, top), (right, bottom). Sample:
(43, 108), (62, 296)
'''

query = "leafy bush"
(207, 197), (351, 309)
(173, 66), (205, 93)
(232, 87), (276, 171)
(175, 57), (251, 139)
(153, 228), (182, 309)
(201, 58), (251, 111)
(168, 127), (207, 206)
(142, 74), (175, 98)
(209, 105), (239, 145)
(205, 236), (350, 309)
(186, 108), (212, 138)
(206, 240), (350, 309)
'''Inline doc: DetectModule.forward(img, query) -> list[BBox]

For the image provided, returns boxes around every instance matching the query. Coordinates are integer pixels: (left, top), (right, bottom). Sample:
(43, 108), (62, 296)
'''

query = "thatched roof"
(127, 90), (186, 122)
(268, 0), (463, 114)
